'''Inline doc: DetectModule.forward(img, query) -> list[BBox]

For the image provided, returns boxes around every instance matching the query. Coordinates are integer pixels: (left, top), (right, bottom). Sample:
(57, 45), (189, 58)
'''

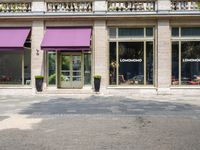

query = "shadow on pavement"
(19, 96), (200, 116)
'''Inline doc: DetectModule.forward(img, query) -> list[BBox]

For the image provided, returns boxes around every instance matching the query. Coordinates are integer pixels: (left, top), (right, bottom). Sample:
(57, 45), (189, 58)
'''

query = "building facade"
(0, 0), (200, 95)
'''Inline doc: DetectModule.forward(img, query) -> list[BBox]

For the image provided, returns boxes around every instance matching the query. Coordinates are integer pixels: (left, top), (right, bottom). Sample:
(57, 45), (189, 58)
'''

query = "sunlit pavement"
(0, 95), (200, 150)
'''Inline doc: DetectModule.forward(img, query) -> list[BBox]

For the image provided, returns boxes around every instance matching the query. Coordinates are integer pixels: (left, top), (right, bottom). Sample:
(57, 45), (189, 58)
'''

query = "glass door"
(60, 53), (83, 89)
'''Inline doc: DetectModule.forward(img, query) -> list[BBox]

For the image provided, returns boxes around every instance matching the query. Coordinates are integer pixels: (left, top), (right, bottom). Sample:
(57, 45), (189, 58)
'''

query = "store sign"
(120, 59), (142, 62)
(183, 59), (200, 62)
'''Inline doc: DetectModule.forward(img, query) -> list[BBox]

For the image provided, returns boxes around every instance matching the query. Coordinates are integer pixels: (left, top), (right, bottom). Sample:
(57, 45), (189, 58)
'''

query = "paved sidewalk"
(0, 95), (199, 150)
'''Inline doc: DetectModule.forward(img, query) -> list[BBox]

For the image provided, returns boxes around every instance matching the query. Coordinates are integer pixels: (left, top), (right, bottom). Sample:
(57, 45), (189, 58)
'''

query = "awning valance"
(41, 27), (92, 51)
(0, 28), (30, 50)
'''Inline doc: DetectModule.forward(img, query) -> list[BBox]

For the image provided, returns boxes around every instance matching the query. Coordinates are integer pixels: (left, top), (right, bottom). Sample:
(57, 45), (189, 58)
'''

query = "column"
(31, 21), (45, 90)
(157, 20), (171, 94)
(93, 20), (108, 91)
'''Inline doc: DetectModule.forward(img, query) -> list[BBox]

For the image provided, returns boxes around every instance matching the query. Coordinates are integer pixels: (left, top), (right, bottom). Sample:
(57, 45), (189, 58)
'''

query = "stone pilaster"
(93, 20), (108, 91)
(157, 20), (171, 94)
(31, 21), (45, 90)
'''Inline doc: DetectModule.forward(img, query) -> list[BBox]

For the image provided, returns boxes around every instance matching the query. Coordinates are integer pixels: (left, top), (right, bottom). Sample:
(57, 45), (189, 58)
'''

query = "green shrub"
(94, 75), (101, 79)
(35, 75), (44, 79)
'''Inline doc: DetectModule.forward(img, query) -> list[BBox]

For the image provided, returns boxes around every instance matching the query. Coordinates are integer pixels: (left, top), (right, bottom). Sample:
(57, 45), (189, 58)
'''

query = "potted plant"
(35, 75), (44, 92)
(94, 75), (101, 92)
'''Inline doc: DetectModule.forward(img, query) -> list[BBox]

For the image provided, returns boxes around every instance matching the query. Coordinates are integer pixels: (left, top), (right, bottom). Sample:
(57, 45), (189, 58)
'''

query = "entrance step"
(41, 87), (94, 94)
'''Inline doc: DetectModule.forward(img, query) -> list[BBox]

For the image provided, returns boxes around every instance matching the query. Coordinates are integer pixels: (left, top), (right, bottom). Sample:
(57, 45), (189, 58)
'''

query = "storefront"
(0, 28), (31, 86)
(41, 27), (92, 89)
(172, 27), (200, 86)
(108, 27), (154, 86)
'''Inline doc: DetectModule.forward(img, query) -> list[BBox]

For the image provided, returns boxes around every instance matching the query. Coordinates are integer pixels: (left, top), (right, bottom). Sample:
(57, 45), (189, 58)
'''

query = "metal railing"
(0, 3), (31, 13)
(107, 1), (156, 12)
(46, 2), (93, 12)
(171, 0), (200, 11)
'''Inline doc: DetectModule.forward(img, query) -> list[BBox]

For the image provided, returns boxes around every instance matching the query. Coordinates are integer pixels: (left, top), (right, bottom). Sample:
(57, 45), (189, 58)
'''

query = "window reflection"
(172, 42), (179, 85)
(84, 53), (91, 85)
(181, 42), (200, 85)
(109, 42), (117, 85)
(146, 42), (153, 85)
(118, 42), (144, 85)
(48, 52), (56, 85)
(0, 51), (22, 84)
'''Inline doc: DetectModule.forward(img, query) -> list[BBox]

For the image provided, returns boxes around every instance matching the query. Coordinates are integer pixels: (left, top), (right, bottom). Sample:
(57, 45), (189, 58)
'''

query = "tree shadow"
(19, 95), (200, 116)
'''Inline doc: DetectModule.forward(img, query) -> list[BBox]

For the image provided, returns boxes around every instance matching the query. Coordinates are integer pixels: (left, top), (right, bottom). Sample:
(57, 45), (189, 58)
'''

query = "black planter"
(35, 78), (44, 92)
(94, 78), (101, 92)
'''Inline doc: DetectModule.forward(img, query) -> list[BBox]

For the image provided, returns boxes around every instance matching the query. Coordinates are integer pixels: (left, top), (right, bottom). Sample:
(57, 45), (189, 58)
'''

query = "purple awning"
(0, 28), (30, 50)
(41, 27), (92, 51)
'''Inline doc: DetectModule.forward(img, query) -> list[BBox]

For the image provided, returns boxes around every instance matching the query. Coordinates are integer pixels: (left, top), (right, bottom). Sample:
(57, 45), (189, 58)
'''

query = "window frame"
(0, 40), (31, 87)
(108, 27), (155, 86)
(171, 26), (200, 86)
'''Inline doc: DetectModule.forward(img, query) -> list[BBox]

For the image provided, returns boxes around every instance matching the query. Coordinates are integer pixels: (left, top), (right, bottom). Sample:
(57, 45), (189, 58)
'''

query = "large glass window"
(84, 53), (91, 85)
(0, 43), (31, 85)
(118, 42), (144, 85)
(109, 42), (117, 85)
(48, 52), (56, 85)
(109, 27), (154, 86)
(172, 27), (200, 86)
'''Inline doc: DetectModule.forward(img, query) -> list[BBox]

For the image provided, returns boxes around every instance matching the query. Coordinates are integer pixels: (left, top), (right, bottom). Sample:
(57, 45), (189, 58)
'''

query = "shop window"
(109, 27), (154, 86)
(181, 27), (200, 37)
(118, 28), (144, 37)
(109, 28), (116, 38)
(109, 42), (117, 85)
(146, 28), (154, 37)
(171, 27), (200, 86)
(172, 27), (179, 37)
(0, 47), (31, 85)
(181, 42), (200, 85)
(84, 53), (91, 85)
(172, 42), (179, 85)
(146, 42), (154, 85)
(48, 52), (56, 85)
(119, 42), (144, 85)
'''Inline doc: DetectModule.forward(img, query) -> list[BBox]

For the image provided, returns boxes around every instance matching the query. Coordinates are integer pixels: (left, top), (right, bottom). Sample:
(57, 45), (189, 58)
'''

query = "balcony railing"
(171, 0), (200, 11)
(47, 2), (93, 12)
(0, 3), (31, 13)
(107, 1), (156, 12)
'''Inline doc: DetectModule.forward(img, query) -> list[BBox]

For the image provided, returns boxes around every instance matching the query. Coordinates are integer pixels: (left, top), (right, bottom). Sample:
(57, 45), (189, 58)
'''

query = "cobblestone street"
(0, 95), (200, 150)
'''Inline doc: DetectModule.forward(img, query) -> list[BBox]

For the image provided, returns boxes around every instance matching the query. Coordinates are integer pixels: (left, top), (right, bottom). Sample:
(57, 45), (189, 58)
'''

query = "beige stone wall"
(157, 19), (171, 94)
(93, 20), (108, 90)
(31, 21), (45, 90)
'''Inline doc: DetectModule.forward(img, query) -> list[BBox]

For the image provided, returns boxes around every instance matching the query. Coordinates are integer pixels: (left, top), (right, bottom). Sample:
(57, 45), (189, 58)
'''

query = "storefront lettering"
(120, 59), (142, 62)
(183, 59), (200, 62)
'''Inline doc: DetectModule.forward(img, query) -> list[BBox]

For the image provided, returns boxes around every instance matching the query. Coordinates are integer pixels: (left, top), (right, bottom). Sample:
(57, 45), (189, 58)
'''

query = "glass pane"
(146, 28), (153, 37)
(109, 28), (116, 38)
(0, 51), (22, 84)
(118, 42), (144, 85)
(146, 42), (154, 85)
(172, 28), (179, 37)
(72, 56), (81, 71)
(61, 55), (70, 82)
(172, 42), (179, 85)
(181, 27), (200, 37)
(48, 52), (56, 85)
(118, 28), (144, 37)
(181, 41), (200, 85)
(109, 42), (117, 85)
(84, 54), (91, 85)
(24, 49), (31, 85)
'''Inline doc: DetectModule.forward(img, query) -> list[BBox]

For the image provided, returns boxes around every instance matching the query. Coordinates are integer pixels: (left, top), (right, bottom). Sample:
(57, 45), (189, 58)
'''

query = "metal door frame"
(58, 52), (84, 89)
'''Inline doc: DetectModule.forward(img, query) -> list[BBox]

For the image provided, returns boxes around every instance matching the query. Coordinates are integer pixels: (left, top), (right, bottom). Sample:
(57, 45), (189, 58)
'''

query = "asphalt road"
(0, 95), (200, 150)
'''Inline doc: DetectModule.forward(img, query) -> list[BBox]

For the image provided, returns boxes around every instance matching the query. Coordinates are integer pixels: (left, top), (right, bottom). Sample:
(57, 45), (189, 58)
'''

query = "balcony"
(107, 0), (156, 12)
(0, 3), (31, 13)
(171, 0), (200, 11)
(46, 2), (93, 13)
